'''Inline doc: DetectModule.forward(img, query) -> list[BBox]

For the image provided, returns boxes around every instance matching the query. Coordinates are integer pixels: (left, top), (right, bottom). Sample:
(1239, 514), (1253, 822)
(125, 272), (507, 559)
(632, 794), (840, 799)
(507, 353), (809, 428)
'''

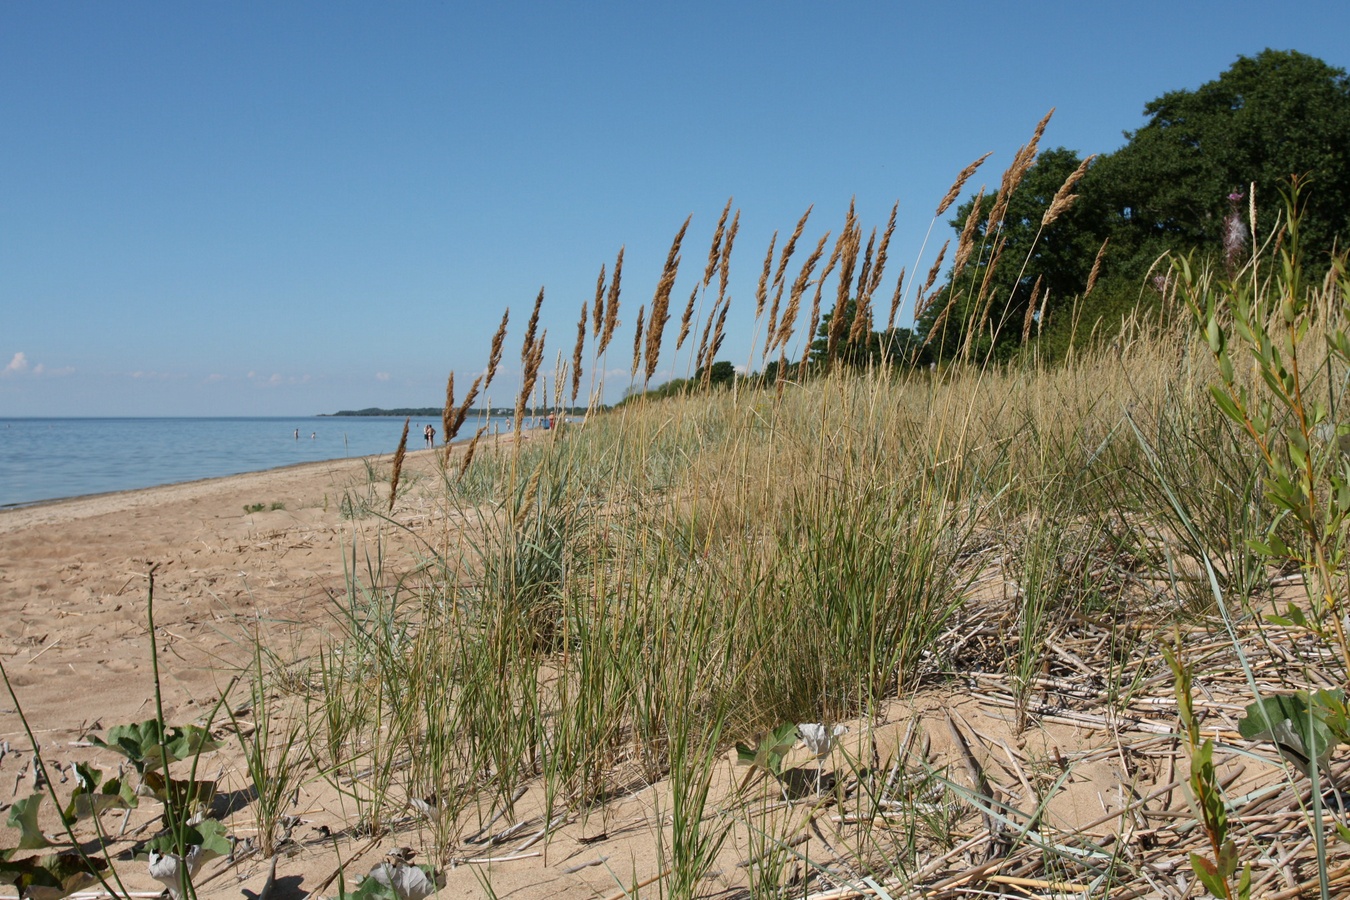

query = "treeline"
(326, 406), (592, 417)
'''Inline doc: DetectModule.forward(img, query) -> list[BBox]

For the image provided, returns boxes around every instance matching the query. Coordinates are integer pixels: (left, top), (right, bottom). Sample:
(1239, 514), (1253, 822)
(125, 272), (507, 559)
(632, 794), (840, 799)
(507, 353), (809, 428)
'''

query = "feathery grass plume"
(754, 231), (777, 320)
(440, 372), (454, 455)
(514, 465), (542, 531)
(521, 288), (544, 365)
(826, 225), (861, 363)
(706, 302), (729, 374)
(949, 186), (985, 286)
(935, 151), (994, 217)
(484, 309), (509, 392)
(571, 301), (587, 404)
(987, 108), (1054, 232)
(553, 349), (566, 411)
(1041, 154), (1095, 226)
(801, 232), (843, 368)
(645, 215), (691, 384)
(451, 374), (481, 443)
(866, 201), (898, 300)
(703, 198), (732, 288)
(630, 304), (645, 378)
(774, 230), (830, 353)
(924, 290), (958, 343)
(599, 246), (624, 355)
(388, 417), (409, 513)
(717, 209), (739, 307)
(854, 227), (877, 311)
(694, 297), (715, 376)
(913, 239), (951, 329)
(514, 329), (545, 440)
(676, 283), (697, 350)
(1021, 274), (1044, 343)
(885, 266), (905, 332)
(1085, 237), (1109, 295)
(765, 206), (813, 343)
(1037, 285), (1052, 331)
(847, 286), (871, 346)
(592, 264), (606, 337)
(920, 239), (949, 300)
(774, 346), (788, 399)
(457, 425), (487, 479)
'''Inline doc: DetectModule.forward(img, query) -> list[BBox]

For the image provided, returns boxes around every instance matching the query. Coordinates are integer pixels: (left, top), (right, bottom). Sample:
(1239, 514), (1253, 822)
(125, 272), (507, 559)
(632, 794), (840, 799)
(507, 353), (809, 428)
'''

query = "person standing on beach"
(425, 424), (435, 447)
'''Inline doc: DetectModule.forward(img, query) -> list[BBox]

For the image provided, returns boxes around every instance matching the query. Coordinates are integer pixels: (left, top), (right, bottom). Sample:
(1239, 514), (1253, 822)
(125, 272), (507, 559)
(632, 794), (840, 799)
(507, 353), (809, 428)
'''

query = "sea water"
(0, 415), (519, 508)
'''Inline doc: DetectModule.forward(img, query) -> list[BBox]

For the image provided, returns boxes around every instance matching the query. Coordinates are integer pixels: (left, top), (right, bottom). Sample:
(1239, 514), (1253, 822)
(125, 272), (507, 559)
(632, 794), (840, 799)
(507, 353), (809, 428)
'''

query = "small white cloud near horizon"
(3, 352), (74, 378)
(375, 372), (391, 382)
(4, 352), (29, 375)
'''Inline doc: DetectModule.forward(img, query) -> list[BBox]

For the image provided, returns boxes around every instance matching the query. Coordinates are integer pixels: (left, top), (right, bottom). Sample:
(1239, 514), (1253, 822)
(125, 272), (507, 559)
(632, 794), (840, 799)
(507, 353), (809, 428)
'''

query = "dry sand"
(0, 446), (1284, 899)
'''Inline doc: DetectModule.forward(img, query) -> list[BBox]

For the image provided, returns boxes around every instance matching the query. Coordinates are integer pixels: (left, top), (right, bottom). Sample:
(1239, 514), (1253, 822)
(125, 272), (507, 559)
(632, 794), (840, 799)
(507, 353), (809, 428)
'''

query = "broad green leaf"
(5, 795), (52, 850)
(1238, 692), (1339, 777)
(0, 850), (107, 900)
(141, 818), (231, 861)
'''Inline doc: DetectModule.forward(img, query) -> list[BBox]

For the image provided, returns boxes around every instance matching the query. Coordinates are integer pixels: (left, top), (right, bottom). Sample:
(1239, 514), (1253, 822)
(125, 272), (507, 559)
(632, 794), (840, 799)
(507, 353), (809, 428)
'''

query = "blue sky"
(3, 2), (1347, 416)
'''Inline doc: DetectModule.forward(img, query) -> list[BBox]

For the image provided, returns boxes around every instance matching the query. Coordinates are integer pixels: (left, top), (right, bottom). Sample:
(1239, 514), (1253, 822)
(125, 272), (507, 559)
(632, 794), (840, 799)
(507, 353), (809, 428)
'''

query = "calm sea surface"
(0, 416), (518, 508)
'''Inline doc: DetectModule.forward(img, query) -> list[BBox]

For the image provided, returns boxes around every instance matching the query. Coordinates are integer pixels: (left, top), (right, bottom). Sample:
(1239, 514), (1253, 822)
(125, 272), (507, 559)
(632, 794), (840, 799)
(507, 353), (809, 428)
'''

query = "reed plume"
(571, 300), (587, 404)
(514, 329), (545, 441)
(987, 108), (1054, 233)
(718, 209), (739, 308)
(694, 300), (715, 377)
(775, 230), (830, 353)
(1042, 154), (1095, 227)
(457, 425), (486, 479)
(920, 240), (949, 301)
(484, 309), (509, 391)
(754, 231), (777, 320)
(854, 227), (876, 313)
(949, 187), (985, 287)
(936, 151), (994, 217)
(847, 289), (871, 346)
(705, 302), (729, 378)
(592, 264), (606, 337)
(774, 205), (813, 290)
(1021, 274), (1044, 343)
(826, 225), (861, 362)
(388, 417), (409, 513)
(645, 215), (691, 385)
(450, 372), (461, 453)
(599, 246), (624, 356)
(522, 289), (544, 364)
(450, 374), (481, 444)
(676, 283), (697, 350)
(703, 198), (732, 288)
(1086, 237), (1108, 295)
(515, 466), (541, 530)
(802, 230), (844, 367)
(885, 267), (905, 332)
(631, 304), (645, 378)
(867, 201), (898, 300)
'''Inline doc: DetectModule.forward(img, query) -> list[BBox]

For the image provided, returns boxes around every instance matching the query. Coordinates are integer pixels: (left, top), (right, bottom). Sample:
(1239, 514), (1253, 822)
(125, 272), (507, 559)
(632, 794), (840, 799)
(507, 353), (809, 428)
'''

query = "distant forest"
(324, 407), (592, 417)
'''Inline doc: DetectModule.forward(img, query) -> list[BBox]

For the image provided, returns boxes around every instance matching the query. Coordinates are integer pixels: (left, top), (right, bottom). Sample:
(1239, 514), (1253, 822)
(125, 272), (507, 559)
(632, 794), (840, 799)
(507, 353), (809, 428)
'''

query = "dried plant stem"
(388, 418), (409, 513)
(484, 309), (509, 392)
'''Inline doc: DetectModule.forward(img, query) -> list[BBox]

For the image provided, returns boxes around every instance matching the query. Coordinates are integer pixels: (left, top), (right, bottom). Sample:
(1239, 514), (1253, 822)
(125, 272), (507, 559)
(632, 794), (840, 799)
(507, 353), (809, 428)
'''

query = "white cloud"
(2, 353), (73, 378)
(375, 372), (391, 382)
(4, 352), (29, 375)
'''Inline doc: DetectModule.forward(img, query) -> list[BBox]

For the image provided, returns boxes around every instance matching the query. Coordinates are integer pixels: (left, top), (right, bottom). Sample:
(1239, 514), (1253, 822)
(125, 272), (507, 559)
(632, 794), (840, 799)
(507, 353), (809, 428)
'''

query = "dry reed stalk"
(775, 230), (830, 353)
(1037, 286), (1051, 333)
(571, 301), (587, 404)
(599, 247), (624, 356)
(676, 283), (697, 350)
(967, 240), (1007, 351)
(847, 289), (871, 346)
(986, 109), (1054, 233)
(630, 304), (645, 378)
(514, 329), (545, 440)
(552, 349), (565, 410)
(764, 206), (813, 344)
(774, 346), (787, 399)
(1021, 275), (1044, 343)
(1085, 237), (1108, 294)
(592, 264), (606, 338)
(484, 309), (509, 391)
(451, 375), (481, 444)
(1041, 154), (1095, 226)
(801, 232), (843, 367)
(754, 231), (777, 320)
(703, 198), (732, 288)
(694, 302), (714, 377)
(949, 187), (985, 287)
(448, 372), (464, 453)
(924, 291), (959, 344)
(717, 209), (739, 308)
(388, 417), (409, 513)
(885, 267), (905, 332)
(826, 225), (861, 362)
(936, 151), (994, 217)
(457, 425), (487, 479)
(514, 466), (541, 530)
(854, 227), (877, 312)
(867, 201), (898, 300)
(644, 215), (691, 384)
(921, 239), (949, 300)
(522, 288), (544, 364)
(704, 302), (729, 377)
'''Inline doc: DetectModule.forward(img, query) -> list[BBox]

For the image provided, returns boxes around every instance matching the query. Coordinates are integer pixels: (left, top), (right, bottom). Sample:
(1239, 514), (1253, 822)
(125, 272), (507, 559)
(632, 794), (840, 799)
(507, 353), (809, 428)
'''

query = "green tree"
(1094, 49), (1350, 270)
